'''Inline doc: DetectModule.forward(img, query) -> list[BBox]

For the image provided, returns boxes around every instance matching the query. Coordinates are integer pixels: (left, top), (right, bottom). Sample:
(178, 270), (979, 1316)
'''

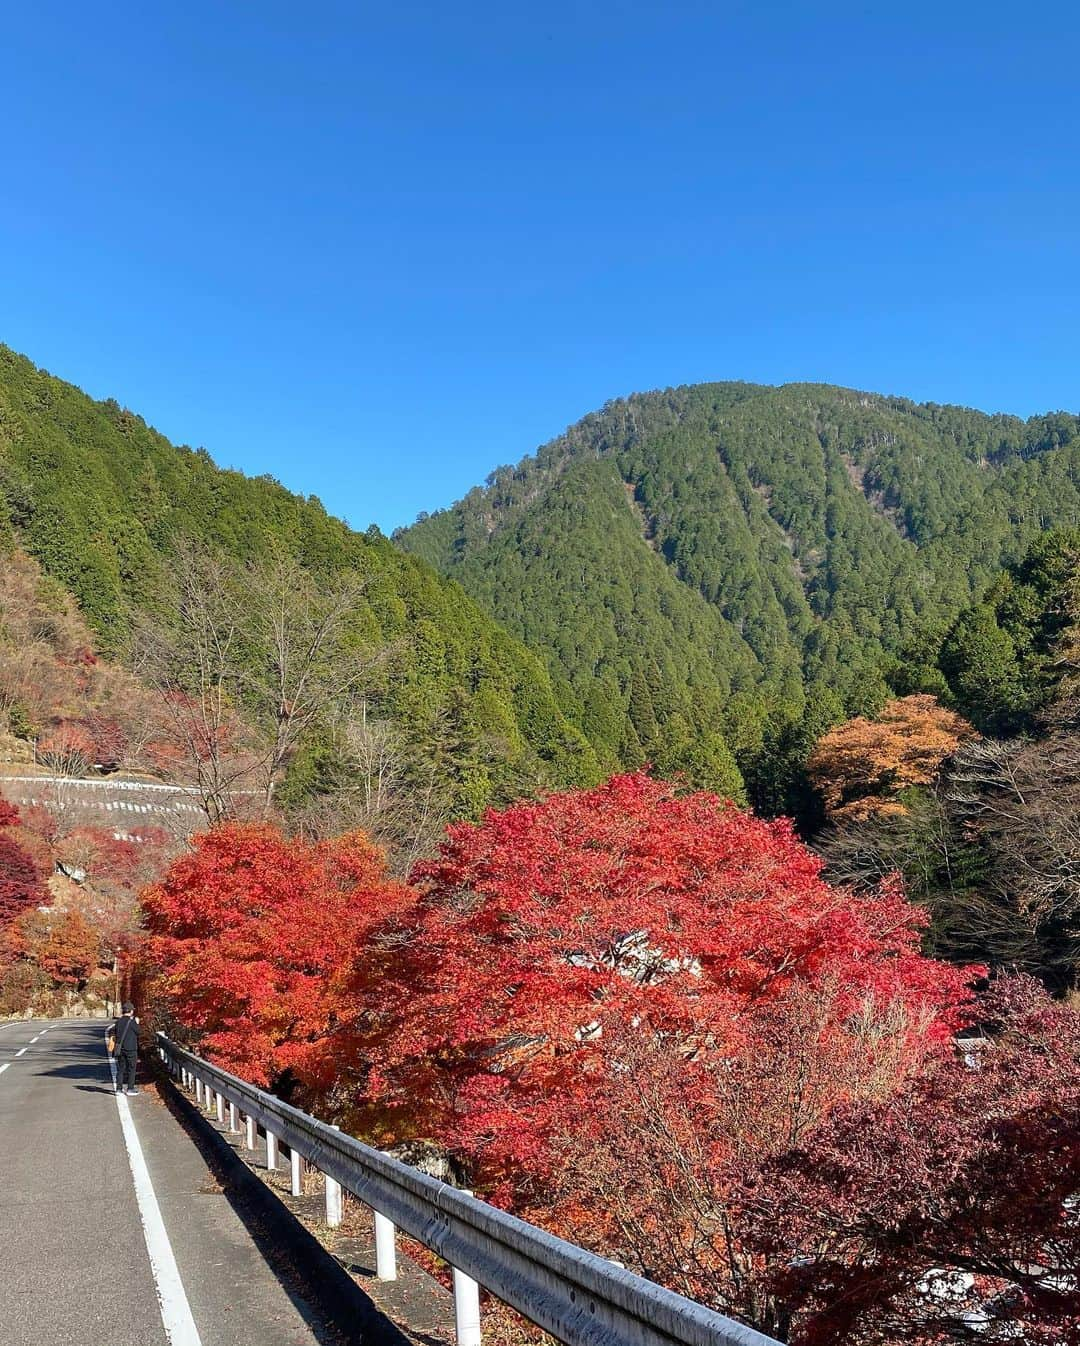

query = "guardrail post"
(216, 1091), (225, 1124)
(152, 1032), (785, 1346)
(195, 1078), (203, 1105)
(373, 1209), (397, 1280)
(450, 1189), (482, 1345)
(325, 1125), (342, 1227)
(452, 1265), (482, 1346)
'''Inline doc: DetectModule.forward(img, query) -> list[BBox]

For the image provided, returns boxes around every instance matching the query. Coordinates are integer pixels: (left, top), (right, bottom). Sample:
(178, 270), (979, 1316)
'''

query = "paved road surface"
(0, 1019), (340, 1346)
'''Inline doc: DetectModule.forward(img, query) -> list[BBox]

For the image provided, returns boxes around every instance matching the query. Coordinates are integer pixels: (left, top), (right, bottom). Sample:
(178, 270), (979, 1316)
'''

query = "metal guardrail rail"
(157, 1033), (780, 1346)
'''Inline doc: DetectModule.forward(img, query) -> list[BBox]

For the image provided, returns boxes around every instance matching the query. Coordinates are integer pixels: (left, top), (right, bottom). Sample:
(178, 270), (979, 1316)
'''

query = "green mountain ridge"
(400, 380), (1080, 808)
(0, 344), (597, 813)
(4, 340), (1077, 818)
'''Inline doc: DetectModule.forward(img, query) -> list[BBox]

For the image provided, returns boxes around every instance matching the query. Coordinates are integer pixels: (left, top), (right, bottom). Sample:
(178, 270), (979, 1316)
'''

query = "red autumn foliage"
(15, 802), (57, 844)
(37, 720), (95, 774)
(368, 775), (976, 1205)
(141, 823), (413, 1095)
(0, 830), (47, 930)
(59, 826), (171, 894)
(78, 711), (127, 771)
(135, 772), (1080, 1343)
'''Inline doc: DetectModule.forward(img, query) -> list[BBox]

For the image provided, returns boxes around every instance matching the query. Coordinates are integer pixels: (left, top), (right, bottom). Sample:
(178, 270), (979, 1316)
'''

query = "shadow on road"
(157, 1065), (416, 1346)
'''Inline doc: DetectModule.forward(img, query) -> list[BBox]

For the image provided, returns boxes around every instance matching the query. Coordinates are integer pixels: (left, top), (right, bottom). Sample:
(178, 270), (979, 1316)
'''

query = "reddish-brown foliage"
(755, 977), (1080, 1345)
(135, 772), (1079, 1344)
(0, 831), (47, 929)
(809, 694), (977, 821)
(37, 720), (96, 774)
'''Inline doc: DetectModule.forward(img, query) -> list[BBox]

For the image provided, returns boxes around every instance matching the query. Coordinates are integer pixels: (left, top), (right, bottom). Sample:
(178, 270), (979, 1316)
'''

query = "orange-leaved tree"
(808, 694), (976, 822)
(141, 822), (413, 1098)
(34, 908), (101, 987)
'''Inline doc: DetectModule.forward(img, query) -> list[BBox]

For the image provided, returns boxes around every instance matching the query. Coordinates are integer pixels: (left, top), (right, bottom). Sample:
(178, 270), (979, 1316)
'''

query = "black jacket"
(111, 1016), (139, 1056)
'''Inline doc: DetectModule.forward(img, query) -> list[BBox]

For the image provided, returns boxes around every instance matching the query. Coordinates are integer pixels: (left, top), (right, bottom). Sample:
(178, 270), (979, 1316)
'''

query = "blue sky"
(2, 3), (1078, 532)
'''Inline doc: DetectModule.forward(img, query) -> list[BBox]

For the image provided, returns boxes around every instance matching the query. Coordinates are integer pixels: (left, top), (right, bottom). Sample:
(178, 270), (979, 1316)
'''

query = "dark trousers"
(116, 1050), (137, 1091)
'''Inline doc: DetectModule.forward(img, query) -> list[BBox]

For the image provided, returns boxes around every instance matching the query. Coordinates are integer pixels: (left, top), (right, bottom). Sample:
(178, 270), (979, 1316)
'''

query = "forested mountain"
(5, 341), (1078, 823)
(401, 382), (1080, 807)
(0, 345), (597, 815)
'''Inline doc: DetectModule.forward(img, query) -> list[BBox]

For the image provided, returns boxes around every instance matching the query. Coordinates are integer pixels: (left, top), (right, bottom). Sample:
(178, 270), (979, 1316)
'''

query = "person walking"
(109, 1001), (141, 1096)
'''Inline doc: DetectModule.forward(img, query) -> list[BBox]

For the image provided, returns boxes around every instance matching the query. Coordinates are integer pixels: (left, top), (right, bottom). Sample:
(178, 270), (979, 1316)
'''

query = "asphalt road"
(0, 1019), (341, 1346)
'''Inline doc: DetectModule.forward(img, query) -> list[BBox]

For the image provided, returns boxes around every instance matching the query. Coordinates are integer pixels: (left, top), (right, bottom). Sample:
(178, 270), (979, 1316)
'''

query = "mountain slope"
(400, 381), (1080, 804)
(0, 345), (597, 811)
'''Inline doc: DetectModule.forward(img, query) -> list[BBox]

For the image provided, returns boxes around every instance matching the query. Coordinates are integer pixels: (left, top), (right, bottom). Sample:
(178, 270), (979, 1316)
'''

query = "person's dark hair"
(122, 1001), (135, 1014)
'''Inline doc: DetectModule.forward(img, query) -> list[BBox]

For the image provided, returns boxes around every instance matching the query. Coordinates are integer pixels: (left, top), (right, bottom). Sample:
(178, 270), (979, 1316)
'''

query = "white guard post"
(452, 1191), (482, 1346)
(373, 1208), (397, 1280)
(266, 1131), (279, 1170)
(453, 1265), (483, 1346)
(245, 1113), (256, 1150)
(229, 1102), (239, 1133)
(291, 1146), (303, 1197)
(325, 1125), (343, 1227)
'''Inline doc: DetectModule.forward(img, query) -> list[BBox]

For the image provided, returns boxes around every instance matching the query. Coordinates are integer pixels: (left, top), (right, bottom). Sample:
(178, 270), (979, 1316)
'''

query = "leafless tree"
(945, 708), (1080, 984)
(131, 546), (264, 824)
(234, 556), (383, 816)
(132, 544), (390, 828)
(293, 699), (449, 874)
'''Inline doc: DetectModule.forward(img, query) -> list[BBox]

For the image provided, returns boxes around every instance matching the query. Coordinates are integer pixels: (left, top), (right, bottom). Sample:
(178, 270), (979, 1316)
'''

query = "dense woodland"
(401, 382), (1080, 812)
(0, 347), (1078, 1341)
(0, 344), (597, 824)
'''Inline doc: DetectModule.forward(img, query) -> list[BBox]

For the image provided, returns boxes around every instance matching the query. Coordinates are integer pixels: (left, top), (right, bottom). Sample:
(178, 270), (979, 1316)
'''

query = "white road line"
(0, 1064), (9, 1077)
(14, 1047), (26, 1057)
(30, 1034), (40, 1043)
(107, 1051), (203, 1346)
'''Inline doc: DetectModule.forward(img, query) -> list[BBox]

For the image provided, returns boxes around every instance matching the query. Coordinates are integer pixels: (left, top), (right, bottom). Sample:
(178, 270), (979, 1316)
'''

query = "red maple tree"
(141, 822), (414, 1096)
(347, 772), (979, 1328)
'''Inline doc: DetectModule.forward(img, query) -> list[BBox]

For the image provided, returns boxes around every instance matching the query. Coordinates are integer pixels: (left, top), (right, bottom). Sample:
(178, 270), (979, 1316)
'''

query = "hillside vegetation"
(401, 382), (1080, 807)
(0, 345), (597, 816)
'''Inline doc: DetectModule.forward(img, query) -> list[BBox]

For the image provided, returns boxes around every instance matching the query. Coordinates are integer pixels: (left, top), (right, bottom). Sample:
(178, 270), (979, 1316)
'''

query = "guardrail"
(157, 1033), (780, 1346)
